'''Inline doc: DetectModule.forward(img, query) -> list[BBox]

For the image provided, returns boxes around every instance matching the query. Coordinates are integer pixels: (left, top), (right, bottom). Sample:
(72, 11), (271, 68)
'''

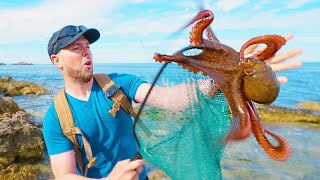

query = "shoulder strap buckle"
(104, 84), (120, 97)
(108, 94), (123, 117)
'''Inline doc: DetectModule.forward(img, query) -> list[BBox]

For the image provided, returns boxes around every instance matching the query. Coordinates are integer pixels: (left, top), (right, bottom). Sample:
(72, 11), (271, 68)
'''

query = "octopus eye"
(182, 47), (203, 56)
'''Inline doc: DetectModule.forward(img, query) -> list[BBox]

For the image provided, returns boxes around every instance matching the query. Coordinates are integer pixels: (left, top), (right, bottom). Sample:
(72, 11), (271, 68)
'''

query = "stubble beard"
(66, 66), (93, 83)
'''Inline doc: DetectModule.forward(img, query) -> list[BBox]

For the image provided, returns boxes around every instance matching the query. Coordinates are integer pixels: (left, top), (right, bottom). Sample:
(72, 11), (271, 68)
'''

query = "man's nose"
(83, 47), (91, 57)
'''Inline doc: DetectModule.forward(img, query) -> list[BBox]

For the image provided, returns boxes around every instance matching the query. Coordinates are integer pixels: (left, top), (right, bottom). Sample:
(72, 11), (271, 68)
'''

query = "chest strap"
(94, 74), (152, 137)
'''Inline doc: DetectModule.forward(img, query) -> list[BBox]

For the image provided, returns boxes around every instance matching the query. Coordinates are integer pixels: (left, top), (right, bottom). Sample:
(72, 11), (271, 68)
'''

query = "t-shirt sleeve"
(110, 73), (146, 101)
(42, 103), (74, 155)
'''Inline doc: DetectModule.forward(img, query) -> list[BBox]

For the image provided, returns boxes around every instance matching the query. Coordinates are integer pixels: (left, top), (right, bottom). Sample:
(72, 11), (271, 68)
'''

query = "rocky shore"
(0, 76), (49, 96)
(0, 62), (5, 65)
(0, 97), (52, 179)
(257, 103), (320, 125)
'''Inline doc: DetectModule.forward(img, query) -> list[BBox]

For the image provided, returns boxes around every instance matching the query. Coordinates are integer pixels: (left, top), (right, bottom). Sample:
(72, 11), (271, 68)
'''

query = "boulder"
(256, 104), (320, 124)
(0, 97), (51, 179)
(0, 76), (49, 96)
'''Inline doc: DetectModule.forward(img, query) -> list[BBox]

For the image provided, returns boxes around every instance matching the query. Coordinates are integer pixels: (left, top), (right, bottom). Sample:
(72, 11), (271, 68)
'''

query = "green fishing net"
(134, 63), (232, 180)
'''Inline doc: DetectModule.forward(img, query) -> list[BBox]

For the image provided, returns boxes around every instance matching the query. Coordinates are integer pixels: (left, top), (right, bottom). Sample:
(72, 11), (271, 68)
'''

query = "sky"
(0, 0), (319, 64)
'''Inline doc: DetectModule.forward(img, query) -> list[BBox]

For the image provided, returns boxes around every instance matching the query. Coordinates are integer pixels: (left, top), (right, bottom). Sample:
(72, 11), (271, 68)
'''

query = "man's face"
(56, 36), (93, 83)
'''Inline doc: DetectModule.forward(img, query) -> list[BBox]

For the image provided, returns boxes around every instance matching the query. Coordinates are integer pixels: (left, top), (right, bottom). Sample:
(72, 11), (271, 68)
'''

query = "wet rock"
(0, 163), (53, 180)
(256, 104), (320, 124)
(148, 169), (171, 180)
(0, 96), (21, 115)
(0, 97), (49, 179)
(0, 76), (49, 96)
(296, 101), (320, 111)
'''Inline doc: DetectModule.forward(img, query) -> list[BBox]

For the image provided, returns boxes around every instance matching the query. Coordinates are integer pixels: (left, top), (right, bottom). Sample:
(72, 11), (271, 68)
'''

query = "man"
(42, 25), (302, 180)
(43, 25), (150, 180)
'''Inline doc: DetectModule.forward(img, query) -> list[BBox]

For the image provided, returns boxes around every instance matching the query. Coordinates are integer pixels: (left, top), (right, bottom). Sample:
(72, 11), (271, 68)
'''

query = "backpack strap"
(93, 74), (151, 137)
(93, 74), (136, 117)
(54, 90), (96, 177)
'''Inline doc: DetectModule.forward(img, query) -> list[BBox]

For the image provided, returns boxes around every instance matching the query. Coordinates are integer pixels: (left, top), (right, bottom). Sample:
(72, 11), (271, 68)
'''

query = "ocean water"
(0, 62), (319, 179)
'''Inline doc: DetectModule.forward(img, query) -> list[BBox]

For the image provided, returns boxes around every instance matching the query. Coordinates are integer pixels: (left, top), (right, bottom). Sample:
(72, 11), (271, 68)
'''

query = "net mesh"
(135, 63), (232, 180)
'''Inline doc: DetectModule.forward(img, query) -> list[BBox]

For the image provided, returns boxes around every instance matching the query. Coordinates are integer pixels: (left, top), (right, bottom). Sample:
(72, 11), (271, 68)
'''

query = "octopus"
(153, 10), (291, 161)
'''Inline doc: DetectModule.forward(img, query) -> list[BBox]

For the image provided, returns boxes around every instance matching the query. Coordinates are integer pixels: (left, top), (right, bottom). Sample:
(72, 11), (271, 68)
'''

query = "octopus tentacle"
(239, 35), (286, 62)
(205, 26), (220, 43)
(188, 10), (214, 47)
(222, 79), (252, 140)
(247, 101), (291, 161)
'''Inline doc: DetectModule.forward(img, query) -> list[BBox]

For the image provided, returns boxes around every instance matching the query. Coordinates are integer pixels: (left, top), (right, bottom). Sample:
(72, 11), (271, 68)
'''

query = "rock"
(0, 163), (53, 180)
(11, 62), (33, 65)
(256, 104), (320, 124)
(0, 97), (50, 179)
(0, 62), (5, 65)
(0, 76), (49, 96)
(0, 76), (12, 82)
(148, 169), (171, 180)
(296, 101), (320, 111)
(0, 97), (21, 115)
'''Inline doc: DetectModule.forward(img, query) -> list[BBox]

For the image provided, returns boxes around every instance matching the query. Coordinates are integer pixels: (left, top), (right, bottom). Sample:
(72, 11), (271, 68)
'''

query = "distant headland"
(0, 61), (34, 65)
(11, 61), (34, 65)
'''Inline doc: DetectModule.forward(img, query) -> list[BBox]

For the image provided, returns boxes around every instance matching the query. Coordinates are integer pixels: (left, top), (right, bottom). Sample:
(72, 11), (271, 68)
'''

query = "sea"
(0, 62), (319, 179)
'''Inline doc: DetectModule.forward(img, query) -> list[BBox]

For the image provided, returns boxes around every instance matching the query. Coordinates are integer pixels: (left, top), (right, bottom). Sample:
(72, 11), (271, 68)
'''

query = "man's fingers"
(270, 61), (303, 73)
(277, 76), (288, 84)
(136, 166), (143, 174)
(267, 48), (302, 64)
(283, 33), (294, 41)
(126, 159), (146, 172)
(244, 44), (259, 55)
(244, 33), (294, 56)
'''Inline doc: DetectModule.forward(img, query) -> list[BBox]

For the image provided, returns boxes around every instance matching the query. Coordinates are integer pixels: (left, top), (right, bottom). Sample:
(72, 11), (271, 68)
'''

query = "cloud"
(287, 0), (311, 9)
(209, 8), (320, 33)
(0, 0), (123, 44)
(253, 0), (271, 11)
(92, 38), (189, 63)
(212, 0), (248, 12)
(127, 0), (151, 4)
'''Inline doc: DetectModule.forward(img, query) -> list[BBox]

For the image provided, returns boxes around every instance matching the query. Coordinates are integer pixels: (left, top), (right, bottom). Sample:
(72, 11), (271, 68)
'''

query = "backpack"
(53, 73), (150, 176)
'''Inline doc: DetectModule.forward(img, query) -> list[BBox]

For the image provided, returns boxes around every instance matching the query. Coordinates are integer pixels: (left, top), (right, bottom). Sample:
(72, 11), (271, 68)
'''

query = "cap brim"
(83, 28), (100, 44)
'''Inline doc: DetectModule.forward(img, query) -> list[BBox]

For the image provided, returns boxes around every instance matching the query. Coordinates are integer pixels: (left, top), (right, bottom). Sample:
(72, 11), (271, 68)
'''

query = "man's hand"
(104, 159), (145, 180)
(244, 33), (303, 84)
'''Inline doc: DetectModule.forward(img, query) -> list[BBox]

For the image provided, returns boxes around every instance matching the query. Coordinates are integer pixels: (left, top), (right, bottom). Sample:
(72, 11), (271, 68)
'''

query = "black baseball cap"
(47, 25), (100, 57)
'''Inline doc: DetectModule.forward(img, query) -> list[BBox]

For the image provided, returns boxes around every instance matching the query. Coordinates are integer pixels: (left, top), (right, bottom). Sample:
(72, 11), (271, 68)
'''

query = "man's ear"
(51, 54), (63, 69)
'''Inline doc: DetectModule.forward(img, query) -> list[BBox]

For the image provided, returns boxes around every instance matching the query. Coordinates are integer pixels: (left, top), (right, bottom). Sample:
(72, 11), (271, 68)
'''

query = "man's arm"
(50, 150), (91, 180)
(50, 150), (145, 180)
(134, 83), (195, 111)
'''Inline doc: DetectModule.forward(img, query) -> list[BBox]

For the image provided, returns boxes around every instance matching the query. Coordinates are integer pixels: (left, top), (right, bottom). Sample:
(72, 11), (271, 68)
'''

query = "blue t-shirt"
(42, 73), (147, 179)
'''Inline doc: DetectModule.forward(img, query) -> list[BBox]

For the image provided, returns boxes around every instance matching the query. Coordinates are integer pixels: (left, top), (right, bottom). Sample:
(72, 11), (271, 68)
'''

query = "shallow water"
(222, 123), (320, 179)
